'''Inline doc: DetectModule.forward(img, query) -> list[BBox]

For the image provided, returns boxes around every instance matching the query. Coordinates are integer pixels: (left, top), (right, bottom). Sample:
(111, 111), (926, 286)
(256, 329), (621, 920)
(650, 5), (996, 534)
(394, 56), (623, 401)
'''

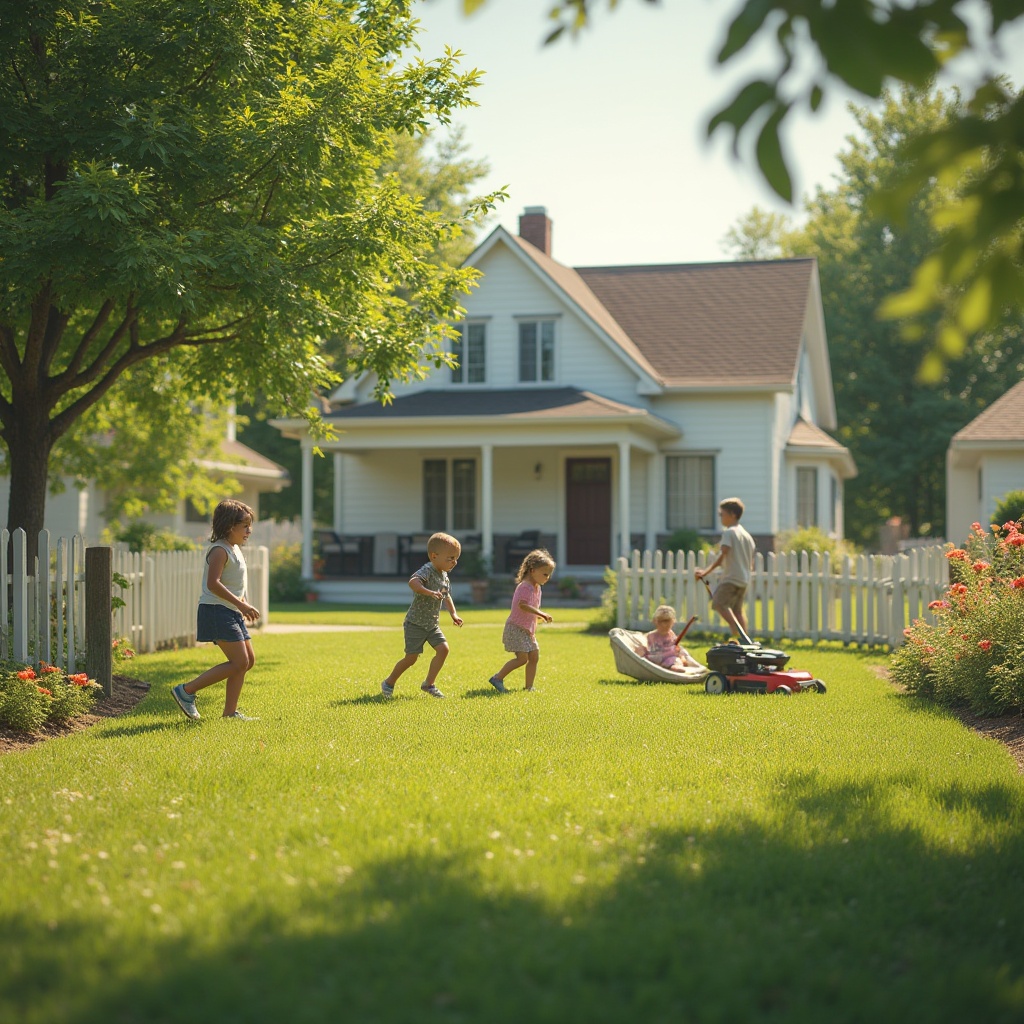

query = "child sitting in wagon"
(643, 604), (702, 672)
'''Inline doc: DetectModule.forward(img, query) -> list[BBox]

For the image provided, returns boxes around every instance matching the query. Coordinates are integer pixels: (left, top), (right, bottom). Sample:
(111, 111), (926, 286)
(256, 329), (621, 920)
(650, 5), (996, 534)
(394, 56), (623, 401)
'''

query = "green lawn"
(1, 615), (1022, 1023)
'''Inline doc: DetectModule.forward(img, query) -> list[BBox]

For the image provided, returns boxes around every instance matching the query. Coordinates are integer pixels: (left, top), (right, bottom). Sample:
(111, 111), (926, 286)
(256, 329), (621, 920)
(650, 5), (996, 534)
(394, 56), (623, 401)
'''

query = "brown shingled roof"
(574, 259), (814, 388)
(952, 378), (1024, 443)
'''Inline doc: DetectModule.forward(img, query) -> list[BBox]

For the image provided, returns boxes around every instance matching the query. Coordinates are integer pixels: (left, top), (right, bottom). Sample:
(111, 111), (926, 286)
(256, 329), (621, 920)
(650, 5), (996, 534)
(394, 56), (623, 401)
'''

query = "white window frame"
(665, 455), (715, 532)
(516, 318), (557, 383)
(423, 458), (477, 531)
(796, 466), (818, 528)
(451, 322), (486, 385)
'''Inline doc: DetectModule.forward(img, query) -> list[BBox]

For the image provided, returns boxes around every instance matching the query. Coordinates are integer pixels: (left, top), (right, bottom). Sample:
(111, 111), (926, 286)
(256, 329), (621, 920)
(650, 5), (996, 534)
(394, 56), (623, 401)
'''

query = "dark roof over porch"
(328, 387), (673, 428)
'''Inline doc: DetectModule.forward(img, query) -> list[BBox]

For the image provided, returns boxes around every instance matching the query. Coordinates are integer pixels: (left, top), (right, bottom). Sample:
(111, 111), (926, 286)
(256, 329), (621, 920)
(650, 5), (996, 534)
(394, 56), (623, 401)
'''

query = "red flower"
(928, 600), (949, 610)
(36, 686), (52, 696)
(1007, 535), (1024, 547)
(979, 639), (992, 652)
(1012, 577), (1024, 590)
(946, 549), (969, 562)
(17, 668), (36, 680)
(948, 583), (968, 595)
(972, 561), (990, 573)
(39, 661), (60, 674)
(69, 673), (91, 687)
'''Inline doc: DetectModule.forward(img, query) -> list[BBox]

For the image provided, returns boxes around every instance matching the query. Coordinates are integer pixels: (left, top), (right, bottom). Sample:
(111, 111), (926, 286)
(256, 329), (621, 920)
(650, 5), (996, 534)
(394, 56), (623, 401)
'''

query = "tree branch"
(49, 328), (241, 441)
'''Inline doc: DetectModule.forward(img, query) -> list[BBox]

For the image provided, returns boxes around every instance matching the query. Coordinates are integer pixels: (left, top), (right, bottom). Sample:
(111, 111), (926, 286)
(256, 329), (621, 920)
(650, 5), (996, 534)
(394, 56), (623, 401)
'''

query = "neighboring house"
(947, 377), (1024, 544)
(273, 207), (855, 592)
(0, 411), (289, 545)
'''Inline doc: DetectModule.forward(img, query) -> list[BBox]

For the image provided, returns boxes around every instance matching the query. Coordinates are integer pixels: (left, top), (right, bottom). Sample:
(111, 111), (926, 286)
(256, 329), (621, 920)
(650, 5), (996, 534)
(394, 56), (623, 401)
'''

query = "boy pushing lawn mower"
(694, 496), (755, 638)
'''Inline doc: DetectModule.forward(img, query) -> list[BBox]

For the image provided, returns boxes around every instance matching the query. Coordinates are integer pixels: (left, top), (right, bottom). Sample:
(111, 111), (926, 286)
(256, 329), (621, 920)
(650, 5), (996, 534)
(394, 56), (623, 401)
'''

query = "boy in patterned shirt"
(381, 532), (463, 698)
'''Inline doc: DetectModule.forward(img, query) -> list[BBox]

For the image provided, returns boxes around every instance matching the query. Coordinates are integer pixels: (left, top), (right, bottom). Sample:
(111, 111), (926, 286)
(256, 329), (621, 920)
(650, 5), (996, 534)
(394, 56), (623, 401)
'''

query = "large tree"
(468, 0), (1024, 379)
(727, 87), (1024, 545)
(239, 125), (495, 524)
(0, 0), (502, 551)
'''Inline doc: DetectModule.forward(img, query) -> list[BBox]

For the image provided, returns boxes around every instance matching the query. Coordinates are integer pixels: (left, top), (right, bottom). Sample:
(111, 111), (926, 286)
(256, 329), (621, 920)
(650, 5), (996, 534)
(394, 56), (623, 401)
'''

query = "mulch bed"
(0, 674), (151, 756)
(2, 671), (1023, 772)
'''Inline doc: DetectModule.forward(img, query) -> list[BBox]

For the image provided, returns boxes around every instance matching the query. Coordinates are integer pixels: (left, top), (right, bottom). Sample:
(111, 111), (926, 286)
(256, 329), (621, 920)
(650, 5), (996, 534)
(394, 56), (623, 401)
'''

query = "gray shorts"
(713, 581), (747, 617)
(404, 619), (447, 654)
(503, 621), (539, 654)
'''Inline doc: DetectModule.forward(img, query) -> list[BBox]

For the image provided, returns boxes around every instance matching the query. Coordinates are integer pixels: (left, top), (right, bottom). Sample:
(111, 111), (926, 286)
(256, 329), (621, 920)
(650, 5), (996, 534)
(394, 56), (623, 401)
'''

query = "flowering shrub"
(890, 521), (1024, 714)
(0, 662), (100, 733)
(112, 637), (136, 664)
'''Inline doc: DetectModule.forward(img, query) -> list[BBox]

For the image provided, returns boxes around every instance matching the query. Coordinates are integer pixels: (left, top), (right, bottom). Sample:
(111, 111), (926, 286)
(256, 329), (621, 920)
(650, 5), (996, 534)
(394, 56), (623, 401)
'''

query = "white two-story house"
(273, 207), (855, 596)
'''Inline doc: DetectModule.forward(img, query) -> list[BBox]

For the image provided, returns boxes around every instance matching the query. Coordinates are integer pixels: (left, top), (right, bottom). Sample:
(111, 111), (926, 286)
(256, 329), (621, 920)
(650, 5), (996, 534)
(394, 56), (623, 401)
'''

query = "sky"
(413, 0), (1024, 268)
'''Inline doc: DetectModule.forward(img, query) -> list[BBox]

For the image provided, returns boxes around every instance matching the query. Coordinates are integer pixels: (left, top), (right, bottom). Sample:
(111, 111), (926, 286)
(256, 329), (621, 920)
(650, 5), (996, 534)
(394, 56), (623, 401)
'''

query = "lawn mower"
(699, 579), (826, 696)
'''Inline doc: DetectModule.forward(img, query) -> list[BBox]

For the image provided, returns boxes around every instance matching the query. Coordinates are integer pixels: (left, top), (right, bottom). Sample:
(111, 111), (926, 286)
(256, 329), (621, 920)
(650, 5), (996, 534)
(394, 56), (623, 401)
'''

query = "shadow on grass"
(4, 773), (1023, 1024)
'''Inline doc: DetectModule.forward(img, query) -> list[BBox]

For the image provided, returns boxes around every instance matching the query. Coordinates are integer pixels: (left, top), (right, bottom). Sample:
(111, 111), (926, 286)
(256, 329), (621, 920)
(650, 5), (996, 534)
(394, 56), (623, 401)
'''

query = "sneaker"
(171, 684), (200, 720)
(488, 675), (507, 694)
(381, 680), (395, 698)
(420, 682), (446, 698)
(225, 711), (259, 720)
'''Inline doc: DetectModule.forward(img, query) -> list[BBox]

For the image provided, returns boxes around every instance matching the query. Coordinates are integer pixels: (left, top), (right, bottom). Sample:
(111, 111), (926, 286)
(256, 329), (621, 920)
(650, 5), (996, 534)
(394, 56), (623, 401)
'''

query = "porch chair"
(504, 529), (541, 573)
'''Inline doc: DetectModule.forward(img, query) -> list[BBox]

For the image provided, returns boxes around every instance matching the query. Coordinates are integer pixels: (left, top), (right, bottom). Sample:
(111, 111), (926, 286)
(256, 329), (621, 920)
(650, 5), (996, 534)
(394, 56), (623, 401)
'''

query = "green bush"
(590, 567), (619, 632)
(0, 663), (99, 733)
(891, 521), (1024, 715)
(776, 525), (859, 563)
(661, 529), (713, 556)
(109, 521), (198, 552)
(992, 490), (1024, 530)
(269, 542), (310, 603)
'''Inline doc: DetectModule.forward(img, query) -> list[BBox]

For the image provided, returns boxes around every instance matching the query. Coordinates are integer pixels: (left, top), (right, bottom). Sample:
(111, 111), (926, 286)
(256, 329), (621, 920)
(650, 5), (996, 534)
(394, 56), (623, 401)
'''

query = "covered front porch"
(271, 388), (680, 596)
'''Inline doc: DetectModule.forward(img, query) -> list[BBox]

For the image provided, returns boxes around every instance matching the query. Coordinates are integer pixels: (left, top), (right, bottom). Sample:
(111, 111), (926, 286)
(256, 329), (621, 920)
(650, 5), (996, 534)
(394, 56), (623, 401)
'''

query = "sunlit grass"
(1, 618), (1021, 1023)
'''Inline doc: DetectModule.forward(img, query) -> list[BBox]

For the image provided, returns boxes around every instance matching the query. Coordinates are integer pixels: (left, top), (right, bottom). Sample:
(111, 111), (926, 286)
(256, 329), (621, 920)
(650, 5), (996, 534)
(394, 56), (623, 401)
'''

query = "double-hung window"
(666, 455), (715, 531)
(518, 320), (555, 382)
(451, 322), (486, 384)
(422, 459), (477, 531)
(796, 467), (818, 527)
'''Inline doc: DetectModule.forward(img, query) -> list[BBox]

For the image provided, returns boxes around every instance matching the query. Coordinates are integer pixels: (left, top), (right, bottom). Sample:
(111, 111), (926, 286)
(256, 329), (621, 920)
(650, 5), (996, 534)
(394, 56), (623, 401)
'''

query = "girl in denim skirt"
(171, 499), (261, 721)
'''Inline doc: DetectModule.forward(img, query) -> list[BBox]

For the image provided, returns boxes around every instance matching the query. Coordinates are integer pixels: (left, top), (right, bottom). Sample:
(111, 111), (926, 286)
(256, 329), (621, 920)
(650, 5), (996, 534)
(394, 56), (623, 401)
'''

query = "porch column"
(646, 451), (660, 551)
(301, 438), (314, 579)
(481, 443), (494, 561)
(618, 441), (631, 557)
(333, 451), (343, 534)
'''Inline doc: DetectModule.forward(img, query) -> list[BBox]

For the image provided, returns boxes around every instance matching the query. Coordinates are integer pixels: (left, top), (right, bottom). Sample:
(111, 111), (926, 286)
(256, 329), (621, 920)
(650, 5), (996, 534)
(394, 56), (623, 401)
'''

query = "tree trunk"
(4, 411), (54, 566)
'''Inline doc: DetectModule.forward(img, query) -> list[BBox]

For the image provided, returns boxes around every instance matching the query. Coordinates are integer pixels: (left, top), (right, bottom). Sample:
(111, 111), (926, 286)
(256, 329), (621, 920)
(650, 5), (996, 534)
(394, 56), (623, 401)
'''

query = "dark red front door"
(566, 458), (612, 564)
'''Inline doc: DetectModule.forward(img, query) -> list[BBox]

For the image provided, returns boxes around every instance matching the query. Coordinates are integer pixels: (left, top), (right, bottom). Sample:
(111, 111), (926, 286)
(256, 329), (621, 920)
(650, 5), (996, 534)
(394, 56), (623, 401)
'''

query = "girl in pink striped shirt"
(488, 548), (556, 693)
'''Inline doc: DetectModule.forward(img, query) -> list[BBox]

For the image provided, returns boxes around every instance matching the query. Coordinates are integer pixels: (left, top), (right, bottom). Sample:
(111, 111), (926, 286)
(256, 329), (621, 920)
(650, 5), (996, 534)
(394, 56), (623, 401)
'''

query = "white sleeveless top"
(198, 541), (248, 609)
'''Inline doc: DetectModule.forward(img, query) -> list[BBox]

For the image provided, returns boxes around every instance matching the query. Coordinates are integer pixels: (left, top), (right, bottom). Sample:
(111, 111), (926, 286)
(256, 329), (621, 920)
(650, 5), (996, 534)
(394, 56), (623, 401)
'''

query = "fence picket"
(616, 544), (948, 646)
(3, 533), (270, 667)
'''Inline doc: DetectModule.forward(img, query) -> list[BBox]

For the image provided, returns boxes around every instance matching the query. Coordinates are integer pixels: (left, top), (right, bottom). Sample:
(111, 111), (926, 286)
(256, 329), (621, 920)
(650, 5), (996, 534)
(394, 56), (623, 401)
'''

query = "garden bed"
(0, 674), (150, 755)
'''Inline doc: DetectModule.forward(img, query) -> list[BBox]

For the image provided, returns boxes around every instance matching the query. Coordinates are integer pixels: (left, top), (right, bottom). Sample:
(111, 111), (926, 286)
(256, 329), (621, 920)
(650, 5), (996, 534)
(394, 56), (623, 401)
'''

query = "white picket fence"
(1, 529), (270, 668)
(617, 545), (949, 647)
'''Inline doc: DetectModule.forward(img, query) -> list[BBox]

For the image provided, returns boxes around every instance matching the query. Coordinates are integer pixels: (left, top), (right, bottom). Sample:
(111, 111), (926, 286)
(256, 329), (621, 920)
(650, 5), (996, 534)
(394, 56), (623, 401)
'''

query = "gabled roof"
(575, 259), (815, 388)
(951, 378), (1024, 445)
(471, 230), (817, 392)
(201, 439), (289, 482)
(786, 417), (857, 477)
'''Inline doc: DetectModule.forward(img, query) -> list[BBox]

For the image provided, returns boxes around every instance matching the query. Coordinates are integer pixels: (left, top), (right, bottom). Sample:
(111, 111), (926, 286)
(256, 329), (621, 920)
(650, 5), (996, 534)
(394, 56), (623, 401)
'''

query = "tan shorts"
(712, 582), (747, 617)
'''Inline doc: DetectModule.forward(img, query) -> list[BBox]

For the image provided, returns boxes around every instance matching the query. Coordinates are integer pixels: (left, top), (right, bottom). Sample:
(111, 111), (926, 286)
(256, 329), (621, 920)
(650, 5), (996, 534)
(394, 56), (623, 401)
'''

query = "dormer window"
(451, 322), (486, 384)
(518, 320), (555, 382)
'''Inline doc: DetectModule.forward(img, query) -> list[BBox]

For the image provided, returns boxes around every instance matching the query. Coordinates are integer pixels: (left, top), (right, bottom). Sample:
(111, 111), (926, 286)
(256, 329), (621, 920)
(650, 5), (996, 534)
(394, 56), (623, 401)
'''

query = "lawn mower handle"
(674, 614), (698, 645)
(698, 574), (755, 647)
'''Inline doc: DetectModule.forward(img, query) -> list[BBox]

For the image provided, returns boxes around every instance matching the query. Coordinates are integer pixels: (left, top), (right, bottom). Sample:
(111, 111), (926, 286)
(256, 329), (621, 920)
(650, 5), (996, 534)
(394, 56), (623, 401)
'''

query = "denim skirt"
(197, 603), (250, 643)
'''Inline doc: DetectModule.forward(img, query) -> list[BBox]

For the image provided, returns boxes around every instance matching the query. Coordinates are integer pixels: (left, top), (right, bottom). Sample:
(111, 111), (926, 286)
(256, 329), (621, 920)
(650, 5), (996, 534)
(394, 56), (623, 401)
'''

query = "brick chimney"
(518, 206), (552, 256)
